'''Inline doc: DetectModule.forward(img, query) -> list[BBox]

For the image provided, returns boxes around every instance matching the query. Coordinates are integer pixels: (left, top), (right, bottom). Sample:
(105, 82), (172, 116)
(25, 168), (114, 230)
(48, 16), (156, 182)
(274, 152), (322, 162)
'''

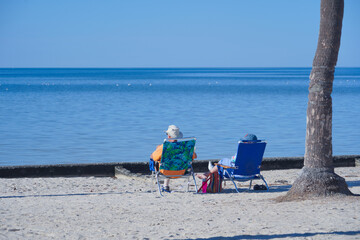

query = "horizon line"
(1, 66), (359, 69)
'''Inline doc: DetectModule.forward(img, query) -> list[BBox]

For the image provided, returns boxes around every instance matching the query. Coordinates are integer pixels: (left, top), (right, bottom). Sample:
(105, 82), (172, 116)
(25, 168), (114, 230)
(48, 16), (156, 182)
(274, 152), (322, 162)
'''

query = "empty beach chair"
(219, 140), (269, 192)
(152, 137), (198, 196)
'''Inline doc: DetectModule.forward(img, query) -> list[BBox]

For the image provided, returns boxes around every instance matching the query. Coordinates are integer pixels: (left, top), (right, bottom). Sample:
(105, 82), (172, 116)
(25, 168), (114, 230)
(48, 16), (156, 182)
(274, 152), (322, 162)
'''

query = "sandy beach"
(1, 166), (359, 240)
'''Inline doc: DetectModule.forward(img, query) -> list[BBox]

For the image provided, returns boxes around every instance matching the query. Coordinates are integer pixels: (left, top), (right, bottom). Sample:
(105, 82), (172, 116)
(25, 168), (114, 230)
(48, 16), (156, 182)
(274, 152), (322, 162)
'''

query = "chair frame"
(153, 137), (198, 196)
(221, 140), (269, 193)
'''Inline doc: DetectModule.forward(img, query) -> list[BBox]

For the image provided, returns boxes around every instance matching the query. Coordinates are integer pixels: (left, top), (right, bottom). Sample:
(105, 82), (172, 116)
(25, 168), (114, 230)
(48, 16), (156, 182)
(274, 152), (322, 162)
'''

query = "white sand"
(0, 167), (359, 240)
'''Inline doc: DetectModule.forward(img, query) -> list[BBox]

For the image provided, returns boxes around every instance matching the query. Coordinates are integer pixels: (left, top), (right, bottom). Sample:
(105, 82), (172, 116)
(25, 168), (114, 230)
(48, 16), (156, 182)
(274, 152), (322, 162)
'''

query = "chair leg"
(156, 174), (163, 197)
(260, 174), (269, 191)
(192, 173), (198, 193)
(224, 169), (240, 193)
(249, 180), (253, 190)
(231, 178), (240, 193)
(186, 177), (190, 192)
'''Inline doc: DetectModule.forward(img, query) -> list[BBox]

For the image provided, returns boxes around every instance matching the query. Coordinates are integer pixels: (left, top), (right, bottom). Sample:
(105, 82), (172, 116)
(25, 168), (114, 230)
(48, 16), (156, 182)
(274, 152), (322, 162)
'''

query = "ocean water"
(0, 68), (359, 166)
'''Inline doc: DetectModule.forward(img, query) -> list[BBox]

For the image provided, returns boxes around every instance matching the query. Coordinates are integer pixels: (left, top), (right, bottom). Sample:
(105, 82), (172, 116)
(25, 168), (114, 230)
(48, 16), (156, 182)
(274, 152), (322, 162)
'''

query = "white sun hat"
(165, 125), (183, 138)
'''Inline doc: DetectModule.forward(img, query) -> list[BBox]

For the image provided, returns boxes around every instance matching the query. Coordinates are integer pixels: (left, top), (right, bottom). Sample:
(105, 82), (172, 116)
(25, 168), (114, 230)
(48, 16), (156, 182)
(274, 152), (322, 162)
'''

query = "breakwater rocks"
(0, 155), (359, 178)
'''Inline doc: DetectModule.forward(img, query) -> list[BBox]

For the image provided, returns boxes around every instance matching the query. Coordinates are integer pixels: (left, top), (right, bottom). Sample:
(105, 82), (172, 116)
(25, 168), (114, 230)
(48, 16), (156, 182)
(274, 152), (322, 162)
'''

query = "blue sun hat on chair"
(241, 133), (259, 142)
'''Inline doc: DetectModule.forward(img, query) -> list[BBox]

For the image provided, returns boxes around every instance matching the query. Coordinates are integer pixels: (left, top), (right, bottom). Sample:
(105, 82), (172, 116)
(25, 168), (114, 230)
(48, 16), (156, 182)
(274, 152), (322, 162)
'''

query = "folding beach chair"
(153, 137), (198, 196)
(220, 140), (269, 192)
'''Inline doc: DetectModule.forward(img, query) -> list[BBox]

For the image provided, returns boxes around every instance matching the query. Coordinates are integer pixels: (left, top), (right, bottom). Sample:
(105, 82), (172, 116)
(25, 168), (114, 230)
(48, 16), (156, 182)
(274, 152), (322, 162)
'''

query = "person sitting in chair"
(197, 133), (258, 180)
(150, 125), (197, 193)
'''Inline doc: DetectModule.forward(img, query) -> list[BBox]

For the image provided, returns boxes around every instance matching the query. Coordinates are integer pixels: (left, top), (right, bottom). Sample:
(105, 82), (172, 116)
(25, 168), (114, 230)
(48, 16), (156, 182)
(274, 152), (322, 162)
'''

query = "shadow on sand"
(0, 191), (129, 199)
(218, 184), (291, 194)
(214, 179), (360, 194)
(184, 230), (360, 240)
(1, 180), (358, 199)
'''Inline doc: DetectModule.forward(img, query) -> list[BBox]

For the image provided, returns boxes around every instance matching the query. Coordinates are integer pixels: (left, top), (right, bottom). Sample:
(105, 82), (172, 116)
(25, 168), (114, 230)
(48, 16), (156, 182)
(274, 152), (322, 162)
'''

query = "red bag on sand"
(198, 172), (223, 193)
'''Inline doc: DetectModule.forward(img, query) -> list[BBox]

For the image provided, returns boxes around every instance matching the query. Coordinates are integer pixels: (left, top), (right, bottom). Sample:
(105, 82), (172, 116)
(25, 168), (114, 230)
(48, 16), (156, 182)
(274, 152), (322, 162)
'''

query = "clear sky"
(0, 0), (359, 68)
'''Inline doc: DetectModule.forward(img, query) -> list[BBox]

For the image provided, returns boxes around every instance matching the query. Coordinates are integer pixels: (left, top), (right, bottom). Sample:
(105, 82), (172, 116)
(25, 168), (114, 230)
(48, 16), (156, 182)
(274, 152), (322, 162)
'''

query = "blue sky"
(0, 0), (359, 68)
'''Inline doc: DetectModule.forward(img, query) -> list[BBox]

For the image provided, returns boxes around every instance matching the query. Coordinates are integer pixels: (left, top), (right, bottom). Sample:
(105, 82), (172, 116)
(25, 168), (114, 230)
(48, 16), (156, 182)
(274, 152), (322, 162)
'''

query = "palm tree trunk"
(280, 0), (352, 200)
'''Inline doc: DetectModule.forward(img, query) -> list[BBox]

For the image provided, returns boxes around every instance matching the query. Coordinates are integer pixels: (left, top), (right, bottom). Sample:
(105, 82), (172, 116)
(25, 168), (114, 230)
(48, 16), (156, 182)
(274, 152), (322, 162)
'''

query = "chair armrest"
(214, 163), (238, 169)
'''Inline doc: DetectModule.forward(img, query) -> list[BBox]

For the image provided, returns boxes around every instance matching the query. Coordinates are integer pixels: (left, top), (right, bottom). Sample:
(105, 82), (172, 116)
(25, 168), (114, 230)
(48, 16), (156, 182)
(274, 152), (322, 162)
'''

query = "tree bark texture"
(305, 0), (344, 169)
(281, 0), (352, 200)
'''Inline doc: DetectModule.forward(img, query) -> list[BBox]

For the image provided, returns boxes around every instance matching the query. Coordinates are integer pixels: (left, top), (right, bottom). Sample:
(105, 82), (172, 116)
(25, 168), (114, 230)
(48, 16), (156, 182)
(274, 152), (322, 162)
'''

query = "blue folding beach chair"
(153, 137), (198, 196)
(220, 140), (269, 192)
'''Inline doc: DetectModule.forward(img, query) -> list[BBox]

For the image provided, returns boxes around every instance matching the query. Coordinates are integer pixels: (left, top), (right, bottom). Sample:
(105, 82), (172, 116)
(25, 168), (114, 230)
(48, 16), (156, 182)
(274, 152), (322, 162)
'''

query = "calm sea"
(0, 68), (359, 166)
